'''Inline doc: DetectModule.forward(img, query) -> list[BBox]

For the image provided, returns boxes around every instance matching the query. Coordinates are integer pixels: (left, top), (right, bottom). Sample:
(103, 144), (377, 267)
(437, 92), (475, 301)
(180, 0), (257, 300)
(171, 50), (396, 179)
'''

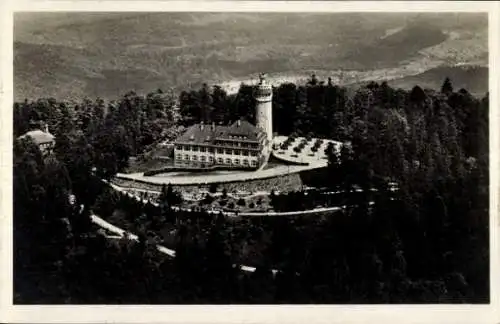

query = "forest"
(13, 76), (489, 303)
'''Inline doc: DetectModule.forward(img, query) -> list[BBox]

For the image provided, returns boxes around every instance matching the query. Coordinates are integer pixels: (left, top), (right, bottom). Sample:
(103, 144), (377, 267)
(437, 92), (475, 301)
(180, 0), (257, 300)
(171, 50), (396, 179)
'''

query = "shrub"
(203, 194), (215, 204)
(209, 183), (218, 193)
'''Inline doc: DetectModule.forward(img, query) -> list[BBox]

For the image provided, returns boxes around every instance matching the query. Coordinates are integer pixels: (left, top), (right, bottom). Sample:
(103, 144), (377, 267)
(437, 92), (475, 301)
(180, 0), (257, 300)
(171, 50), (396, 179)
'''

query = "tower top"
(255, 72), (272, 100)
(258, 73), (267, 85)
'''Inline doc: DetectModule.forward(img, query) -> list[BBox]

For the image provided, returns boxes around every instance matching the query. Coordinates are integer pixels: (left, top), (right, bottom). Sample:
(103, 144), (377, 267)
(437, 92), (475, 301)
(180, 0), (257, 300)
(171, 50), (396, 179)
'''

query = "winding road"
(91, 180), (396, 276)
(106, 181), (362, 217)
(90, 214), (276, 274)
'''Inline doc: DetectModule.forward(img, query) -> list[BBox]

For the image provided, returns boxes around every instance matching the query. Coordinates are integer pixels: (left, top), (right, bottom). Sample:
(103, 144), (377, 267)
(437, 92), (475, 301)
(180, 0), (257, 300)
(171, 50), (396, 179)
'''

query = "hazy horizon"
(14, 12), (488, 101)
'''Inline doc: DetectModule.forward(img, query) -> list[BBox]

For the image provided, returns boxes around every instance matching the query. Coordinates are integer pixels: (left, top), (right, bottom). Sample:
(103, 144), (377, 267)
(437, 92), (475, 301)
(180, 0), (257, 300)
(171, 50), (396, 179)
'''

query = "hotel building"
(173, 73), (273, 169)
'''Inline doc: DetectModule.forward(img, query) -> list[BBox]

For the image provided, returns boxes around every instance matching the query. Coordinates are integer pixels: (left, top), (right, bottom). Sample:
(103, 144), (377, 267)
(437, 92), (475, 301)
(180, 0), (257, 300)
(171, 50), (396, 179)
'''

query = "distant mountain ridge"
(14, 12), (488, 101)
(388, 65), (488, 96)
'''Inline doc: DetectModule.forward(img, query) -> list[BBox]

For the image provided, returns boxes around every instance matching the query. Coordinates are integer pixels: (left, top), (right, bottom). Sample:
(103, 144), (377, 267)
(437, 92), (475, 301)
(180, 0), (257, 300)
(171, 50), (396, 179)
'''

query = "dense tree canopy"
(13, 77), (489, 303)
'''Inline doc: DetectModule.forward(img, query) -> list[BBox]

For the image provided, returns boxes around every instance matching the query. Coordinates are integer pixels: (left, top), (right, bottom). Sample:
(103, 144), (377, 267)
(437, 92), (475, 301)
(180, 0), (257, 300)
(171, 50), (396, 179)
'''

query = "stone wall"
(112, 172), (303, 193)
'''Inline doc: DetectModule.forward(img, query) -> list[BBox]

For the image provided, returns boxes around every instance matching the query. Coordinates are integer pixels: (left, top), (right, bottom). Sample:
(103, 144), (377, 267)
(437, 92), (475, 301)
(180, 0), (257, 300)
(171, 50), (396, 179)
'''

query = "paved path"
(116, 163), (322, 186)
(107, 181), (357, 217)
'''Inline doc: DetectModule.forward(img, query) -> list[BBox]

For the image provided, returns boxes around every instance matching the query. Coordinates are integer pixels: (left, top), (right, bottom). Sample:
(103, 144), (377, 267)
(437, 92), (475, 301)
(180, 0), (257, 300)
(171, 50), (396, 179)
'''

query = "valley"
(14, 12), (488, 100)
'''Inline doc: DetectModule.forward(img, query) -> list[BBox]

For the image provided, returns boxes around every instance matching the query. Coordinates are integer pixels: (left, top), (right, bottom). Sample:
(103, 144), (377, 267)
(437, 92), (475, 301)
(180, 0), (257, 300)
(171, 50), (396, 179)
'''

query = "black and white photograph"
(3, 1), (498, 321)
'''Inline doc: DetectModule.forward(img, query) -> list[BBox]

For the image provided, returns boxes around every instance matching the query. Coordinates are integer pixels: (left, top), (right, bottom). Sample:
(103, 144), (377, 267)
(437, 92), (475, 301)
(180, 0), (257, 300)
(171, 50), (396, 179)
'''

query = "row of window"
(176, 146), (258, 156)
(175, 154), (257, 166)
(176, 146), (214, 153)
(176, 154), (214, 162)
(176, 142), (259, 151)
(215, 149), (259, 156)
(217, 141), (260, 148)
(227, 135), (248, 140)
(216, 158), (256, 166)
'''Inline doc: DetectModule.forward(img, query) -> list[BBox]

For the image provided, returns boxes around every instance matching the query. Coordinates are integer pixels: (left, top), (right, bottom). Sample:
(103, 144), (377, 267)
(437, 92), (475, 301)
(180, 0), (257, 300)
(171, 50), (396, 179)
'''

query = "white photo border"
(1, 2), (498, 324)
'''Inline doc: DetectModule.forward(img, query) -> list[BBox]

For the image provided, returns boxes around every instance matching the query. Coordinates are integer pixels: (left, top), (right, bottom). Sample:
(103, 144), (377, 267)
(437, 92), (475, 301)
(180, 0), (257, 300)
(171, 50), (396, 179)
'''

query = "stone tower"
(254, 73), (273, 144)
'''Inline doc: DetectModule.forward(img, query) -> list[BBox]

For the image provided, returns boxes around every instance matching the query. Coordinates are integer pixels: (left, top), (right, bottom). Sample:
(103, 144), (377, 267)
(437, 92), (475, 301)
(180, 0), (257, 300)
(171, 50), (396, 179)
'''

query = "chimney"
(211, 122), (215, 130)
(237, 119), (241, 127)
(200, 121), (204, 130)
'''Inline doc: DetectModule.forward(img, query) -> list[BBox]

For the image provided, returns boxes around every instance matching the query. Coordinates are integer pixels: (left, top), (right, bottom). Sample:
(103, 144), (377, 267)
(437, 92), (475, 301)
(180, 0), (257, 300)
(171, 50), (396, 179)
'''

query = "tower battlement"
(255, 73), (272, 101)
(255, 87), (272, 99)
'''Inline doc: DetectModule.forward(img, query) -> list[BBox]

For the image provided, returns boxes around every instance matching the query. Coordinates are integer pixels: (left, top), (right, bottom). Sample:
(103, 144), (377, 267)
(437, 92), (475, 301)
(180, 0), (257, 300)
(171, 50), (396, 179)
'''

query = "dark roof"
(175, 120), (262, 144)
(217, 120), (261, 141)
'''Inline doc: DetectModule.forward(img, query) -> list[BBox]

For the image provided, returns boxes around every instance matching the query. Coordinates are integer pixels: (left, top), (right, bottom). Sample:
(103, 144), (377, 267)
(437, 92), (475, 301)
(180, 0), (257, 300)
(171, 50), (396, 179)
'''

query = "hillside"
(388, 65), (488, 96)
(14, 12), (488, 101)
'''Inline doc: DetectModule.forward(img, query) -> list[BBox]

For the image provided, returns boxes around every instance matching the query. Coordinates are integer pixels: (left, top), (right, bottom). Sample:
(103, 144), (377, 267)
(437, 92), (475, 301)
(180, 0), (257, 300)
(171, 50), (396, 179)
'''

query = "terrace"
(271, 135), (342, 166)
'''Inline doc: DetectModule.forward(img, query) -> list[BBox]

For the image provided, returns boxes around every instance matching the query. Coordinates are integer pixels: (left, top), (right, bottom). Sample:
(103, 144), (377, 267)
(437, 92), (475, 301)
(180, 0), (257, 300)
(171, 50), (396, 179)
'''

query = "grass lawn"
(125, 158), (174, 173)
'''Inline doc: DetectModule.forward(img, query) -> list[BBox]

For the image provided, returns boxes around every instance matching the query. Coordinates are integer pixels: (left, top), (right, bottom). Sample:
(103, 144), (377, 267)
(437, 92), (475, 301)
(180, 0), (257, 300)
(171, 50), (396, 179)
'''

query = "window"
(235, 150), (240, 155)
(201, 156), (206, 162)
(217, 148), (223, 154)
(185, 145), (191, 151)
(251, 160), (257, 166)
(243, 159), (249, 166)
(234, 159), (240, 165)
(176, 154), (182, 160)
(200, 147), (206, 153)
(193, 155), (198, 161)
(217, 157), (223, 164)
(226, 158), (231, 164)
(208, 147), (214, 153)
(251, 151), (257, 157)
(225, 149), (232, 155)
(209, 156), (214, 163)
(184, 154), (189, 160)
(192, 146), (199, 152)
(243, 150), (249, 156)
